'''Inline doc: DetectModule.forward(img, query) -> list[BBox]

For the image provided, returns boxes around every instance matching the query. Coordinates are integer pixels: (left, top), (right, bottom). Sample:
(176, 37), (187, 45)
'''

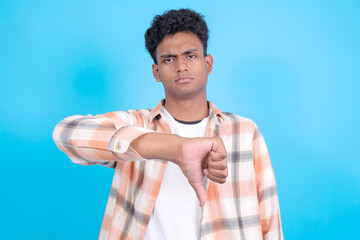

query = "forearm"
(53, 113), (154, 166)
(130, 132), (184, 164)
(130, 133), (228, 207)
(252, 123), (283, 238)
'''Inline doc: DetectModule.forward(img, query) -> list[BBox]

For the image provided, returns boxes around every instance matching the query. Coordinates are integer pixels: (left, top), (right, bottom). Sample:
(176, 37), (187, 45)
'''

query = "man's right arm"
(52, 111), (154, 167)
(53, 111), (228, 206)
(130, 133), (228, 207)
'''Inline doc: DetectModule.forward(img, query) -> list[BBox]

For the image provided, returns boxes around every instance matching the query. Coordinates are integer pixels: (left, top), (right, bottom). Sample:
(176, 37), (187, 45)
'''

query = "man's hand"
(178, 137), (228, 207)
(130, 133), (228, 207)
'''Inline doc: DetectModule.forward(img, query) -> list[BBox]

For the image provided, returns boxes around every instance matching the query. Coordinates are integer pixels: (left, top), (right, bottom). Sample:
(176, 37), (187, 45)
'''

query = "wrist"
(171, 134), (186, 165)
(130, 132), (186, 163)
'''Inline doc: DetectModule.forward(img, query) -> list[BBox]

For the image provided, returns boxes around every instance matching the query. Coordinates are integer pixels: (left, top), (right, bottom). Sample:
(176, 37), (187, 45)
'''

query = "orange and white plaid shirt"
(53, 99), (283, 240)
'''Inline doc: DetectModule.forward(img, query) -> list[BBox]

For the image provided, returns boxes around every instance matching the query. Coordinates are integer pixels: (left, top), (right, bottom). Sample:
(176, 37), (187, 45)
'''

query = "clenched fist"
(130, 133), (228, 207)
(178, 137), (228, 207)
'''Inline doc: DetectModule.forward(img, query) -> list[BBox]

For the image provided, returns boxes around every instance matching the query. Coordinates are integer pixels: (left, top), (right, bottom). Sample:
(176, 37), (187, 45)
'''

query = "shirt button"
(115, 142), (121, 150)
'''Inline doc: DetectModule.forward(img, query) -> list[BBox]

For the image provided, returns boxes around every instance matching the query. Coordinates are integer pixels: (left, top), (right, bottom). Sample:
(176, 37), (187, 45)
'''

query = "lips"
(175, 76), (193, 84)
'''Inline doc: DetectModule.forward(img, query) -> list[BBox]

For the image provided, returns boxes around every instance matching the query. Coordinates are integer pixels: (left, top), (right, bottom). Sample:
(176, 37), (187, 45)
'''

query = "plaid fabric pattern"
(53, 99), (283, 240)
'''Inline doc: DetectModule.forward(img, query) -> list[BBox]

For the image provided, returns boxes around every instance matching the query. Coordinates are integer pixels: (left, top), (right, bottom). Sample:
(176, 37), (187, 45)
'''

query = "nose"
(176, 56), (188, 73)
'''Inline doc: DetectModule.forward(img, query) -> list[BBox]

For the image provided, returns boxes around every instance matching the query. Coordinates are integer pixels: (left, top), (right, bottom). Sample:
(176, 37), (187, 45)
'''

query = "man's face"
(152, 32), (213, 99)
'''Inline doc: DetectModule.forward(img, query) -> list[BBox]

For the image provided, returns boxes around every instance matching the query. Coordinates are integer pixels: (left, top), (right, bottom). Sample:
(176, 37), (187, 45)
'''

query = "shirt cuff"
(108, 125), (154, 161)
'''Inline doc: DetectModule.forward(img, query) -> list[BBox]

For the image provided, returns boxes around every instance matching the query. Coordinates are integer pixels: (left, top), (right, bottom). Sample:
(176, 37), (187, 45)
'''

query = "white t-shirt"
(144, 107), (209, 240)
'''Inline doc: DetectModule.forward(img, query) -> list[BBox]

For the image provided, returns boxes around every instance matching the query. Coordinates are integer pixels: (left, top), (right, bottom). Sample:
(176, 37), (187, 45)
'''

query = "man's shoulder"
(221, 111), (256, 125)
(219, 111), (261, 135)
(100, 108), (155, 126)
(107, 108), (153, 118)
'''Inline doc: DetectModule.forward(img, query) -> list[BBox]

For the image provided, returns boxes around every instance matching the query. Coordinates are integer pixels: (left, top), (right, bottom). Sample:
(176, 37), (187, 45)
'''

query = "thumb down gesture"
(177, 137), (228, 207)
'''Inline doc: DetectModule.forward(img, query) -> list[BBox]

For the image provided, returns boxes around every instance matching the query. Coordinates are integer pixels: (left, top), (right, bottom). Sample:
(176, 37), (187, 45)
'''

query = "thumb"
(190, 182), (207, 207)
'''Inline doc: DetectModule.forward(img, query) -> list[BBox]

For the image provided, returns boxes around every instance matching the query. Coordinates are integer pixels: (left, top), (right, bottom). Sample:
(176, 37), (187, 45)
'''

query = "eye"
(163, 58), (174, 63)
(187, 54), (196, 59)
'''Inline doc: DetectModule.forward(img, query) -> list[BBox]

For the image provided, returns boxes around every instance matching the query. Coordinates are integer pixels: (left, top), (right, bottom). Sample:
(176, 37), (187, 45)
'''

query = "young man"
(53, 9), (283, 240)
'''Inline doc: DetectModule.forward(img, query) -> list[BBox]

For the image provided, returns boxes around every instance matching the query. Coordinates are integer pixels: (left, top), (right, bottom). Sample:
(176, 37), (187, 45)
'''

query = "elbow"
(52, 115), (85, 149)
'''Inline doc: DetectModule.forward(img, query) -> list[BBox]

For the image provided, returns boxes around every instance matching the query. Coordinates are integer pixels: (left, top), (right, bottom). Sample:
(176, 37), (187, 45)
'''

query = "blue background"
(1, 0), (359, 239)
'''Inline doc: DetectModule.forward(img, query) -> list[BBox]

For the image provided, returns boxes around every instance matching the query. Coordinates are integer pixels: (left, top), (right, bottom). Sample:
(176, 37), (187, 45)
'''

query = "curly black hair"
(145, 9), (209, 64)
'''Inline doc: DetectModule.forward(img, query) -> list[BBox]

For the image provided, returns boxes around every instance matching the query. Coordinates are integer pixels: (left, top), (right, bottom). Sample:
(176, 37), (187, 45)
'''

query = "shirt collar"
(149, 99), (224, 123)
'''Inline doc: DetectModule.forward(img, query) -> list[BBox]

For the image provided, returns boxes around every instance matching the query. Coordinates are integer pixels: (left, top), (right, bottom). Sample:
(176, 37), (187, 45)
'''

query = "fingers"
(206, 150), (228, 184)
(207, 167), (227, 178)
(207, 165), (228, 183)
(209, 148), (227, 162)
(207, 153), (227, 169)
(203, 168), (209, 176)
(180, 136), (227, 206)
(207, 172), (227, 184)
(190, 182), (207, 207)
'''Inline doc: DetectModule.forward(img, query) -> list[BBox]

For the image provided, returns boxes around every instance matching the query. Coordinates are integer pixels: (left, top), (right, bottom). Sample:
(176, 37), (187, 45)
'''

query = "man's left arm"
(252, 123), (283, 240)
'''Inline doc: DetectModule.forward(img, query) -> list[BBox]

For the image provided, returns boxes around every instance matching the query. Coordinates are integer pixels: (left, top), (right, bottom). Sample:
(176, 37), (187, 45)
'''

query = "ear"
(205, 54), (213, 75)
(152, 64), (162, 82)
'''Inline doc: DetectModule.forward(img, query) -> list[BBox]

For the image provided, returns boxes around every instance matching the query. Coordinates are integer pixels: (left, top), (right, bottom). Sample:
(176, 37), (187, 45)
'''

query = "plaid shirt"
(53, 99), (283, 240)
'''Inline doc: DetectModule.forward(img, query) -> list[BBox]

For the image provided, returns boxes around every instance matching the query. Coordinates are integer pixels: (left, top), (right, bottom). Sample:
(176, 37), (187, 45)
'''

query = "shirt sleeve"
(52, 111), (154, 168)
(252, 124), (283, 240)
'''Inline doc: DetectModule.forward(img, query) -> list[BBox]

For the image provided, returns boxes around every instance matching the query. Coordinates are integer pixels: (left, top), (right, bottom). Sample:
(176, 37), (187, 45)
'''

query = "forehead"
(156, 32), (203, 56)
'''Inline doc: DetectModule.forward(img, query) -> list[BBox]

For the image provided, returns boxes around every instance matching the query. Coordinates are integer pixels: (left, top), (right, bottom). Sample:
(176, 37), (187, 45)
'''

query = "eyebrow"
(159, 48), (199, 59)
(183, 48), (198, 54)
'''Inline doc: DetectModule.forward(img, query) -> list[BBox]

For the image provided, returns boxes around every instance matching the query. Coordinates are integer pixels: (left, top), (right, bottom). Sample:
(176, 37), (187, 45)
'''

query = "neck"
(164, 93), (209, 121)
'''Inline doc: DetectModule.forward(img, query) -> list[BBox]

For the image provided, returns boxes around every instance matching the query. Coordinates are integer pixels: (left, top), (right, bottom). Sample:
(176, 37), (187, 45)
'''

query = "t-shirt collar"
(149, 99), (224, 123)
